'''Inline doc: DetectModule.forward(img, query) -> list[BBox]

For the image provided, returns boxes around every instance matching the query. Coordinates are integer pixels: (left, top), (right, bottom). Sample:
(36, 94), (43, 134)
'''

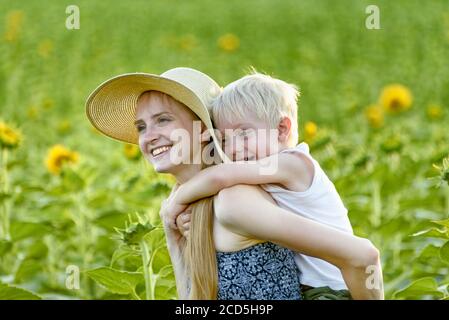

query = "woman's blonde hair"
(212, 71), (300, 147)
(183, 197), (217, 299)
(180, 124), (218, 299)
(138, 90), (219, 299)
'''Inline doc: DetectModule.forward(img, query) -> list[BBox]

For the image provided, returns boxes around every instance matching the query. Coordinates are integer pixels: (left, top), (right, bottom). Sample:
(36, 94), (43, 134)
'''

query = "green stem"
(149, 249), (158, 300)
(445, 187), (449, 218)
(0, 148), (10, 240)
(371, 181), (381, 227)
(140, 239), (152, 300)
(45, 236), (58, 288)
(72, 192), (92, 299)
(131, 288), (141, 300)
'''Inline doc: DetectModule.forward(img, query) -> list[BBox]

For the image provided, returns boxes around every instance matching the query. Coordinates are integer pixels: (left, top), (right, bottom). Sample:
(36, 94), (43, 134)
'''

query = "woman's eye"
(136, 124), (145, 132)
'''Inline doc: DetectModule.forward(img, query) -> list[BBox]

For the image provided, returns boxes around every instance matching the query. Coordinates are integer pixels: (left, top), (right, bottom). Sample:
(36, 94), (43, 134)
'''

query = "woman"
(86, 67), (384, 300)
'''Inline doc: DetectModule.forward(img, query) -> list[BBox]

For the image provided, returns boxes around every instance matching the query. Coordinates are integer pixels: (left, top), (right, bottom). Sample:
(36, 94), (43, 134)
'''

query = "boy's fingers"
(175, 216), (184, 229)
(183, 222), (191, 230)
(181, 213), (191, 222)
(167, 216), (177, 229)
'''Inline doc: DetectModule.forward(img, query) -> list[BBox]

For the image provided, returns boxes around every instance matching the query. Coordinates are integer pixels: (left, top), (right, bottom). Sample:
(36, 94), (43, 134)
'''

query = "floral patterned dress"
(217, 242), (302, 300)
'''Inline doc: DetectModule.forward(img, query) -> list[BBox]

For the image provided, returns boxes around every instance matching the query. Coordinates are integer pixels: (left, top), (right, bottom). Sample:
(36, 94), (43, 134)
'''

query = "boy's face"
(216, 112), (279, 161)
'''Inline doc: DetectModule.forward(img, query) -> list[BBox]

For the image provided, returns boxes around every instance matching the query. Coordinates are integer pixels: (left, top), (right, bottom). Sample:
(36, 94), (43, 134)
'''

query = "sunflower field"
(0, 0), (448, 300)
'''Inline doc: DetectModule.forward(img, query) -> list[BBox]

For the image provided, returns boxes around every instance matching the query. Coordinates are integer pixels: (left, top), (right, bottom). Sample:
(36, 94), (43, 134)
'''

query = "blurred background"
(0, 0), (448, 299)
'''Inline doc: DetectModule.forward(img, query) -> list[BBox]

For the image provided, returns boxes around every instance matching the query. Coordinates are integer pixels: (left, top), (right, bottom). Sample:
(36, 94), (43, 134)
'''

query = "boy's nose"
(233, 149), (248, 161)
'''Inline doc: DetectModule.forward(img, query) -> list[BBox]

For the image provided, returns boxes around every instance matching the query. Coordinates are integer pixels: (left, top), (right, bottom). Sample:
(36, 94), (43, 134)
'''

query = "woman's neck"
(173, 163), (203, 184)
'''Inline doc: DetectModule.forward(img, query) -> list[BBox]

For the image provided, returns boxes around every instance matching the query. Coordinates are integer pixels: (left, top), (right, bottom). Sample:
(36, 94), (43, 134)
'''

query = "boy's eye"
(158, 117), (171, 124)
(238, 129), (253, 137)
(221, 137), (226, 144)
(233, 128), (243, 136)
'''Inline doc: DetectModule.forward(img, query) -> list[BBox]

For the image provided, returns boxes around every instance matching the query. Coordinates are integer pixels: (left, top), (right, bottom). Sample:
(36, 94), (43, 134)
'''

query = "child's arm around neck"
(174, 150), (315, 206)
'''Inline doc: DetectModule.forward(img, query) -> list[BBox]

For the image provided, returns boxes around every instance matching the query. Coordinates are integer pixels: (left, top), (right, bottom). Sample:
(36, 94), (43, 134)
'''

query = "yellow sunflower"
(427, 104), (443, 120)
(0, 120), (22, 149)
(304, 121), (318, 142)
(45, 144), (79, 175)
(379, 84), (412, 113)
(123, 144), (141, 161)
(365, 105), (384, 128)
(37, 40), (53, 58)
(4, 10), (24, 42)
(178, 34), (197, 52)
(57, 120), (72, 134)
(217, 33), (240, 52)
(26, 105), (39, 120)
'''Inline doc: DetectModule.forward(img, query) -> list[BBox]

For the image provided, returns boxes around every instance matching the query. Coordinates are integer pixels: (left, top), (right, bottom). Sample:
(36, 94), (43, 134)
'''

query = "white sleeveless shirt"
(261, 142), (353, 290)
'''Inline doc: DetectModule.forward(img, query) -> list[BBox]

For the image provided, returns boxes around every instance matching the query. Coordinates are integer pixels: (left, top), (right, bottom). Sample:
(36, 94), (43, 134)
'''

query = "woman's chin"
(145, 151), (192, 175)
(143, 154), (171, 172)
(153, 158), (184, 174)
(149, 157), (175, 173)
(151, 161), (176, 174)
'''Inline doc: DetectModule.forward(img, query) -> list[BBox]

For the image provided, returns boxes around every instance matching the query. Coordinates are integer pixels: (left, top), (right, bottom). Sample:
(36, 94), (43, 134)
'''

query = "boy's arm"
(166, 151), (313, 230)
(174, 152), (313, 206)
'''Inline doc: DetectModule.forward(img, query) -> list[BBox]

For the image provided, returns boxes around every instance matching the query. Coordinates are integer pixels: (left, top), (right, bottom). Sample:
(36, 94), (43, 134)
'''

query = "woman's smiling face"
(135, 91), (200, 176)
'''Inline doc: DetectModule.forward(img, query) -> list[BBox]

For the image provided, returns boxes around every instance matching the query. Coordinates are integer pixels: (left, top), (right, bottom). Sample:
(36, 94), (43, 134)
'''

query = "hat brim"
(86, 72), (217, 144)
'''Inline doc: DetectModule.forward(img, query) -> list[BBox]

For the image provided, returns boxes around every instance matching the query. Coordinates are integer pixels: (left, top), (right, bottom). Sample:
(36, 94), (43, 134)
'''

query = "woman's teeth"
(152, 146), (171, 156)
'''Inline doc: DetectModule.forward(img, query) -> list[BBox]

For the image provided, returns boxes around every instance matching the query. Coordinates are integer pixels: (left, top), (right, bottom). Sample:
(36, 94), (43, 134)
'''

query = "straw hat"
(85, 67), (228, 161)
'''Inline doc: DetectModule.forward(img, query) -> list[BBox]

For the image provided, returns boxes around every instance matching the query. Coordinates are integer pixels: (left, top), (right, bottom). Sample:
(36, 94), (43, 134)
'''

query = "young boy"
(166, 72), (354, 300)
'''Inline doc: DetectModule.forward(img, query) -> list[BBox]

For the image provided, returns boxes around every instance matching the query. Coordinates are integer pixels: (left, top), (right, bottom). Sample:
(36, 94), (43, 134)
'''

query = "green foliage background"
(0, 0), (448, 299)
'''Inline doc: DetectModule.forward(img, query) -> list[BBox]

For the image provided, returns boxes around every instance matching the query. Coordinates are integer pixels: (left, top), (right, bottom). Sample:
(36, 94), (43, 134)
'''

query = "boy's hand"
(160, 198), (186, 250)
(176, 209), (191, 238)
(164, 198), (188, 230)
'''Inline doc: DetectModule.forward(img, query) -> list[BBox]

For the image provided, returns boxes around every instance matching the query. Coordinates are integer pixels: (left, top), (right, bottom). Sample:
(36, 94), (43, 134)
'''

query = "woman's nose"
(141, 126), (160, 146)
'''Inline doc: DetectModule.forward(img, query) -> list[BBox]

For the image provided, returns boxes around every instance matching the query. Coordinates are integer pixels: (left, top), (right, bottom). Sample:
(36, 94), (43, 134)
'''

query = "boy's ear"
(277, 117), (292, 143)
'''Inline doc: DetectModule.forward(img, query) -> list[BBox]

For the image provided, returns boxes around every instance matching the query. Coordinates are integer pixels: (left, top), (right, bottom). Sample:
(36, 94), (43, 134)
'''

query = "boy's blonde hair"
(212, 72), (300, 146)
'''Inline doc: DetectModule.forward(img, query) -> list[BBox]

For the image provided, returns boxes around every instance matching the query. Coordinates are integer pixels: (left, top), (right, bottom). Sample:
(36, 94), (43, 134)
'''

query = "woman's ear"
(200, 130), (212, 143)
(199, 123), (211, 143)
(277, 117), (292, 143)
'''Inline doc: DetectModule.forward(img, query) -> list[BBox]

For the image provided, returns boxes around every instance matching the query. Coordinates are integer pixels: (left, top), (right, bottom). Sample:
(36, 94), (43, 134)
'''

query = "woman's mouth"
(151, 145), (172, 158)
